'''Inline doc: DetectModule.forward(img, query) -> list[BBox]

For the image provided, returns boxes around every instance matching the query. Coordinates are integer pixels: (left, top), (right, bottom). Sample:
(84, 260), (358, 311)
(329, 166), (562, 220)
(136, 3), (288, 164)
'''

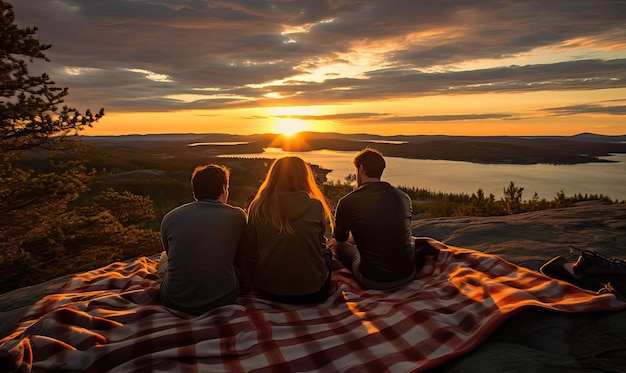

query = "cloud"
(9, 0), (626, 117)
(274, 113), (514, 122)
(383, 114), (515, 122)
(543, 103), (626, 116)
(263, 59), (626, 104)
(276, 113), (389, 121)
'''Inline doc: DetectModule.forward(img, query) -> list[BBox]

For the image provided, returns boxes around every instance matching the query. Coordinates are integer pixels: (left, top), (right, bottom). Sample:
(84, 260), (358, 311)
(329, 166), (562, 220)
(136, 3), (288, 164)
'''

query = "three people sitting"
(159, 147), (419, 314)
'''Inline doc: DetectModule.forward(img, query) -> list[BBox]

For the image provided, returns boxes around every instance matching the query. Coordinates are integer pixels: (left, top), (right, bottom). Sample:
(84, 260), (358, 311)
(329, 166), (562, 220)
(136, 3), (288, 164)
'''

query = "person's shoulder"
(376, 181), (405, 195)
(160, 201), (196, 227)
(222, 203), (248, 219)
(223, 203), (246, 214)
(390, 184), (409, 194)
(341, 181), (383, 197)
(309, 197), (325, 210)
(390, 185), (411, 202)
(337, 186), (362, 204)
(163, 201), (195, 217)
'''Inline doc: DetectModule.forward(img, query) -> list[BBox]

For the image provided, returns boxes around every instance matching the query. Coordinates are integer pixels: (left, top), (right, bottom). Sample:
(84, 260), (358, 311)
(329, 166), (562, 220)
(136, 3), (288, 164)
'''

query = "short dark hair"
(191, 164), (229, 200)
(353, 147), (385, 178)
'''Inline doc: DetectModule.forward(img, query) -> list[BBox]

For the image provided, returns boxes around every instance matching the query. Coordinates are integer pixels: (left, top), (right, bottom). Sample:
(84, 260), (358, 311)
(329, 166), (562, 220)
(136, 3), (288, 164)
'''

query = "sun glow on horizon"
(273, 117), (310, 136)
(268, 106), (325, 136)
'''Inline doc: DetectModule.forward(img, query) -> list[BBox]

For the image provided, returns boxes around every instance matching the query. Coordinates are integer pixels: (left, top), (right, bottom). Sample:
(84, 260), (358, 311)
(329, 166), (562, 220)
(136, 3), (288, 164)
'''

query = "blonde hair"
(248, 155), (334, 234)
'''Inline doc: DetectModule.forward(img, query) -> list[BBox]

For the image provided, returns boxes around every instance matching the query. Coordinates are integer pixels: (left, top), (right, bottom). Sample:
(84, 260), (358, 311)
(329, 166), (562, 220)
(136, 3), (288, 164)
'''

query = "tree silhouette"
(1, 1), (103, 155)
(0, 1), (160, 293)
(503, 181), (524, 214)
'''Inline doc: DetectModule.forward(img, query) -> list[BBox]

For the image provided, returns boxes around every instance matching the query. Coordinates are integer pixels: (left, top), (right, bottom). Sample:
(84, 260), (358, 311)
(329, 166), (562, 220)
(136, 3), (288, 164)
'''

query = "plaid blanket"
(2, 241), (625, 372)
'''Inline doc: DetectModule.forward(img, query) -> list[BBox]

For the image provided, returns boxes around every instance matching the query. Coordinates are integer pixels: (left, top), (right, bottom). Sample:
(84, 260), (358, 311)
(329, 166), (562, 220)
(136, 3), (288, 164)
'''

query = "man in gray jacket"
(159, 164), (247, 315)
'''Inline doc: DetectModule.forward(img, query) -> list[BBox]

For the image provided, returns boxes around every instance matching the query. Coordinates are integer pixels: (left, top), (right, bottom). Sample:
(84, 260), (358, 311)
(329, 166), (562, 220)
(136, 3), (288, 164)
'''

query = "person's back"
(329, 148), (416, 290)
(240, 156), (334, 304)
(160, 164), (246, 315)
(334, 181), (414, 282)
(248, 191), (328, 297)
(160, 201), (246, 314)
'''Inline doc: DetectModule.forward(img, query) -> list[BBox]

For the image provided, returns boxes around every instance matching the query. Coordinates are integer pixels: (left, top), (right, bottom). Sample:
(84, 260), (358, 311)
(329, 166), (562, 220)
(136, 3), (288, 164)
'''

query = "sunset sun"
(273, 118), (309, 136)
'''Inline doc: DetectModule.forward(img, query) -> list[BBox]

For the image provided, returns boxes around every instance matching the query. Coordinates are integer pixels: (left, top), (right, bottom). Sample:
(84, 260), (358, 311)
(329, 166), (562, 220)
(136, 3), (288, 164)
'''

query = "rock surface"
(413, 202), (626, 372)
(413, 201), (626, 271)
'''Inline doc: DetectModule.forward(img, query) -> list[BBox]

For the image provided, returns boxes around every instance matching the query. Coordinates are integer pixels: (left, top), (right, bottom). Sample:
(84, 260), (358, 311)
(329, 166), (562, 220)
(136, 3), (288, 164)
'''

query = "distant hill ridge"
(79, 131), (626, 142)
(79, 132), (626, 165)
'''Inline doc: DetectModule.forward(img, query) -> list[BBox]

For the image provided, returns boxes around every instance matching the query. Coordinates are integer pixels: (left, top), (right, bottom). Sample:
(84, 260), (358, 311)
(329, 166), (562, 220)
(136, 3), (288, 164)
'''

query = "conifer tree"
(0, 1), (159, 293)
(1, 0), (103, 155)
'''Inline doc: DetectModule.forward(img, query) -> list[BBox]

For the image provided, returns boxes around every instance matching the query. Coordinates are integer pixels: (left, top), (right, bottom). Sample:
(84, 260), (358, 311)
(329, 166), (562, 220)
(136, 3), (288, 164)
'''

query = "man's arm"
(157, 217), (170, 279)
(327, 200), (353, 248)
(159, 218), (170, 254)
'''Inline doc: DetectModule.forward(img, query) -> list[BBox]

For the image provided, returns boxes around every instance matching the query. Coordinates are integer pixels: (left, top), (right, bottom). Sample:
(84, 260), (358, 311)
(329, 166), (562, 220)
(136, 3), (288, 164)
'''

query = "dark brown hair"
(353, 147), (385, 178)
(191, 164), (229, 200)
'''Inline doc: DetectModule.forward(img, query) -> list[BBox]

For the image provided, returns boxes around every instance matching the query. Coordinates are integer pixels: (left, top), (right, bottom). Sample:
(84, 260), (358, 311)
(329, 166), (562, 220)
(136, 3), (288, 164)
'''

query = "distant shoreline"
(80, 132), (626, 166)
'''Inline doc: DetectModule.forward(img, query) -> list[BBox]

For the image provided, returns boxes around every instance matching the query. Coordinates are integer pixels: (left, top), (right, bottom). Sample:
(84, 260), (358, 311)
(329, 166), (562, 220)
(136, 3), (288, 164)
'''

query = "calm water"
(219, 148), (626, 201)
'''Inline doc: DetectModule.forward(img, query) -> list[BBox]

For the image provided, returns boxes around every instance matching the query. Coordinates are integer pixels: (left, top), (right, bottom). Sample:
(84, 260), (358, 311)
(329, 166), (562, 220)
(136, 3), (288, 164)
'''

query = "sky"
(10, 0), (626, 137)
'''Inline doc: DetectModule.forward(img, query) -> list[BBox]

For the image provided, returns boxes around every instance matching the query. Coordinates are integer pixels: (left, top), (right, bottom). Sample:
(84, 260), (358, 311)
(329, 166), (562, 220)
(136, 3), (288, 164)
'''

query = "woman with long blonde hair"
(240, 155), (334, 303)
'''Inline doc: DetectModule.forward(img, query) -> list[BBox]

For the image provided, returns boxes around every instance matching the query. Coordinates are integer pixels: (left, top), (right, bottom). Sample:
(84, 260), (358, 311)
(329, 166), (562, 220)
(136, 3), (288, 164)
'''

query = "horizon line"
(76, 131), (626, 138)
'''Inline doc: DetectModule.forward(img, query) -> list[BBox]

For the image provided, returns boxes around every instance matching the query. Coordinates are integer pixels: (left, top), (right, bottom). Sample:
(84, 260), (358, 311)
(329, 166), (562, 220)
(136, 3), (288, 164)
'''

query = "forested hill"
(81, 132), (626, 165)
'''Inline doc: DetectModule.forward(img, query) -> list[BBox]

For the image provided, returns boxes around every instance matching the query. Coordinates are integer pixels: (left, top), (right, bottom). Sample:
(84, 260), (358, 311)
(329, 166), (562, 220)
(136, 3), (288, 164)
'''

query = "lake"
(219, 148), (626, 201)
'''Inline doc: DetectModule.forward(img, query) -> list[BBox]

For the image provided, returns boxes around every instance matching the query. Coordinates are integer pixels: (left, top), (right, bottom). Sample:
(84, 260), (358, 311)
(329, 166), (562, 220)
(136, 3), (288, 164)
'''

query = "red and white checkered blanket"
(2, 242), (625, 372)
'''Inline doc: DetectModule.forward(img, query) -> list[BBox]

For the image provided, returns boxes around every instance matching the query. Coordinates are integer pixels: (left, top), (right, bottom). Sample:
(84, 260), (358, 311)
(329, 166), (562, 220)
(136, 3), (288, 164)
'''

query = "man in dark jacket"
(327, 148), (417, 290)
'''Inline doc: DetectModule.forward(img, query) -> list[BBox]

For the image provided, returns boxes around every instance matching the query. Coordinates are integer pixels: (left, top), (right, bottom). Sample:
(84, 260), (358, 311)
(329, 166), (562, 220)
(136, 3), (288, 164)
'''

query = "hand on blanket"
(326, 233), (355, 250)
(156, 251), (168, 279)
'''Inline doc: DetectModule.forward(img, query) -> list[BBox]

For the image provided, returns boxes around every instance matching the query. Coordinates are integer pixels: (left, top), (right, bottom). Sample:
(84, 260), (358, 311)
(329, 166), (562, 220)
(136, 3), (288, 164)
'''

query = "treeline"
(322, 176), (619, 219)
(398, 182), (617, 218)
